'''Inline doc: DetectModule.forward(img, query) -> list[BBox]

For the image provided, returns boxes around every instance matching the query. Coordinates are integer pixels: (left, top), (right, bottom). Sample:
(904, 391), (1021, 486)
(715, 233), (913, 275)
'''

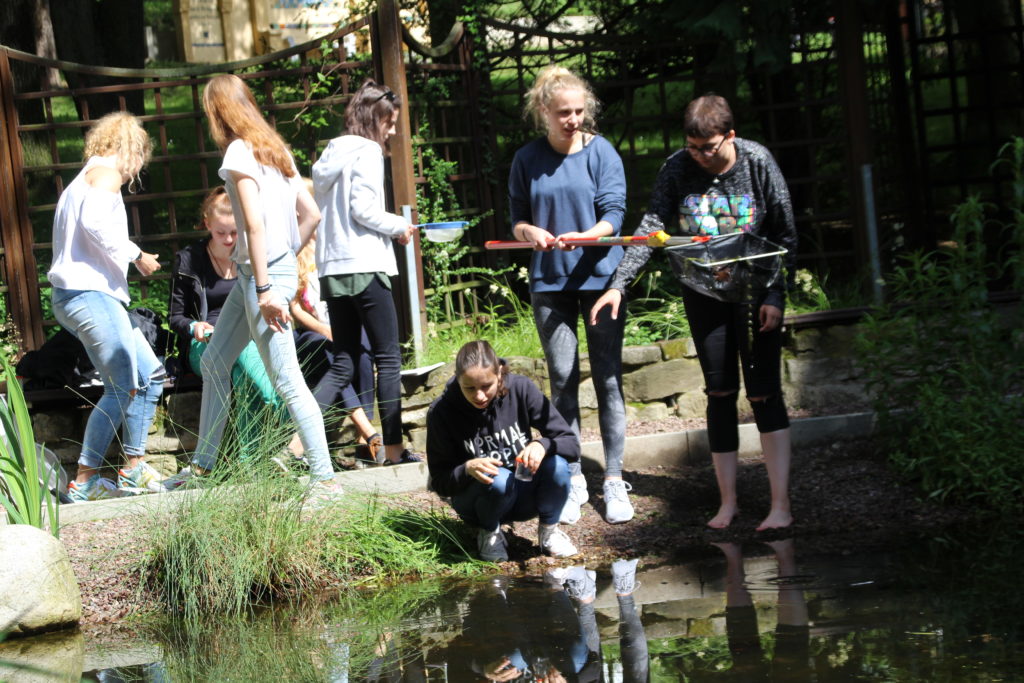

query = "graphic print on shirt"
(678, 192), (756, 236)
(463, 423), (529, 466)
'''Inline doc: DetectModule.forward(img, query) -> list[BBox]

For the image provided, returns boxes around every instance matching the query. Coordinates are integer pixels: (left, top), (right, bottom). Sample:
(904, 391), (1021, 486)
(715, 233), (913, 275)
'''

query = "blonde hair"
(202, 74), (296, 177)
(82, 112), (152, 192)
(522, 65), (600, 134)
(296, 237), (317, 293)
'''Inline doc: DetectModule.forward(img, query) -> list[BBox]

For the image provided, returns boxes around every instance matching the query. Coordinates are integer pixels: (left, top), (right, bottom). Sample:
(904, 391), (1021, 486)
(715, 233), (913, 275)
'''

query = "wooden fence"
(2, 0), (1022, 356)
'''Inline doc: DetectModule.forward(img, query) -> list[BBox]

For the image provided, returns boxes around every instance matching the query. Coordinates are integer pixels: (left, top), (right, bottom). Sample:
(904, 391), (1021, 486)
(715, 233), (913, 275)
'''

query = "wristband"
(133, 251), (143, 263)
(255, 283), (272, 294)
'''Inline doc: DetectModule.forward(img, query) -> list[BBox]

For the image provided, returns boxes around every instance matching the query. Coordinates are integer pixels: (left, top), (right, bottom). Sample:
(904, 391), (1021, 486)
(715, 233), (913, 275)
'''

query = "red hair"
(202, 74), (295, 177)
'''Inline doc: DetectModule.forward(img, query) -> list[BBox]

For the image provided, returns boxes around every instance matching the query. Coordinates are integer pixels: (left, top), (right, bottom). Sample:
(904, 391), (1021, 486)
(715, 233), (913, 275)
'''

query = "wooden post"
(0, 49), (44, 354)
(836, 0), (873, 280)
(372, 0), (427, 343)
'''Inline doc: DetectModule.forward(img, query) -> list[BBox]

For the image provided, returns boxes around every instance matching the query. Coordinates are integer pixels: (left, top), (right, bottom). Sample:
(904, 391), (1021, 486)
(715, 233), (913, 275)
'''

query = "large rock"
(623, 358), (704, 402)
(0, 525), (82, 636)
(0, 629), (84, 682)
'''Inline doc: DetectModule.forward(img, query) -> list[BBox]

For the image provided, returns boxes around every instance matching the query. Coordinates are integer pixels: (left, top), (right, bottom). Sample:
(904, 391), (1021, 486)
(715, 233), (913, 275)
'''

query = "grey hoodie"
(312, 134), (408, 277)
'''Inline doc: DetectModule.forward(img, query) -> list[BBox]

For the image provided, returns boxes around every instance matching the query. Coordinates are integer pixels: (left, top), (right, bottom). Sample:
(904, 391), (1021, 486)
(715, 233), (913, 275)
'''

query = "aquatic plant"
(139, 459), (481, 619)
(0, 354), (60, 536)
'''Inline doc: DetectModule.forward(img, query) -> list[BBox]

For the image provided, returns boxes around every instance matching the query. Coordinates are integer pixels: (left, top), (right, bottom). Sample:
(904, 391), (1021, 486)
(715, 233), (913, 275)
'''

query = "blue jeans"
(532, 290), (626, 478)
(450, 454), (571, 530)
(52, 288), (165, 469)
(193, 252), (332, 480)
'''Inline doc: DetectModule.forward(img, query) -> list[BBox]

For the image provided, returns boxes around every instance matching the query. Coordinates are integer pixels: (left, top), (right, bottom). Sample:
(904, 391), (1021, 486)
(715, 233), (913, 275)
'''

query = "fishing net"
(665, 232), (787, 303)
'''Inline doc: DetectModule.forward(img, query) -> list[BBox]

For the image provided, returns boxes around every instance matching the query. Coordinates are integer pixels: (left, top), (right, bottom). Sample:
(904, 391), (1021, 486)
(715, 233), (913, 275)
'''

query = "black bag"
(15, 329), (94, 391)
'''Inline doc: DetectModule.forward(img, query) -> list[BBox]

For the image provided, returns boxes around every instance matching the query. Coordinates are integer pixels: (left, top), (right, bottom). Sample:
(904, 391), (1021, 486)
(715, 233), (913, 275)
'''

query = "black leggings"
(683, 287), (788, 451)
(323, 277), (403, 446)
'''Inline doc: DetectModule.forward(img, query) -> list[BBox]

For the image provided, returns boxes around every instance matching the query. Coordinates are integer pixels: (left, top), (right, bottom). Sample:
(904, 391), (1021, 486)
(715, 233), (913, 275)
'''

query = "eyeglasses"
(685, 136), (729, 158)
(373, 89), (396, 103)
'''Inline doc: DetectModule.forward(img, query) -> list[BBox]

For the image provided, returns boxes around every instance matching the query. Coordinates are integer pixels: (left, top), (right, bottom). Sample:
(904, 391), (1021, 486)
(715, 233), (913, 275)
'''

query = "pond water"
(10, 529), (1024, 682)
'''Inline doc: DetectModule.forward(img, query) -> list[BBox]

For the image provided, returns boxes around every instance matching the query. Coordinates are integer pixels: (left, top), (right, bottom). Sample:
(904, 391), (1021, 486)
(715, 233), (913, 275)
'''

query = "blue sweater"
(508, 135), (626, 292)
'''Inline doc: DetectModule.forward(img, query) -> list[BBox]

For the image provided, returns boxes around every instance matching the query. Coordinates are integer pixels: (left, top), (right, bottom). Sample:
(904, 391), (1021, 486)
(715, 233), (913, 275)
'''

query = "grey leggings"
(532, 290), (626, 478)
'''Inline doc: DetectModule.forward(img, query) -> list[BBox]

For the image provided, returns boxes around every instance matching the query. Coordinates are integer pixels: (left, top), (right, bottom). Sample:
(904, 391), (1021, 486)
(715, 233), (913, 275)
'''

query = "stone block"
(675, 390), (707, 419)
(622, 345), (662, 368)
(31, 412), (76, 446)
(403, 406), (429, 429)
(143, 452), (182, 478)
(0, 525), (81, 636)
(657, 338), (690, 360)
(408, 427), (427, 453)
(785, 356), (856, 385)
(578, 377), (598, 410)
(623, 358), (704, 402)
(636, 402), (671, 422)
(402, 381), (447, 411)
(165, 391), (202, 434)
(792, 325), (860, 357)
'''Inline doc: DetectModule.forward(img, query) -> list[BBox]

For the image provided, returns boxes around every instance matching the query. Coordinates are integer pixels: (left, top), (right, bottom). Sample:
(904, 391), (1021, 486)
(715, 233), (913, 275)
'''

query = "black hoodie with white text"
(426, 370), (580, 497)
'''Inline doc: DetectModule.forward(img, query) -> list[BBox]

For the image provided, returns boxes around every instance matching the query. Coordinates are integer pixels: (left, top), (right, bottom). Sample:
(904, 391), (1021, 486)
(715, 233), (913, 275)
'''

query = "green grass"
(139, 457), (482, 619)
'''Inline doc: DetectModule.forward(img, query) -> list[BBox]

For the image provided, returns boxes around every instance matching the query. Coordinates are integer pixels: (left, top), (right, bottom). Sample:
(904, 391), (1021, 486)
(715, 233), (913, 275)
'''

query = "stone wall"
(30, 323), (870, 470)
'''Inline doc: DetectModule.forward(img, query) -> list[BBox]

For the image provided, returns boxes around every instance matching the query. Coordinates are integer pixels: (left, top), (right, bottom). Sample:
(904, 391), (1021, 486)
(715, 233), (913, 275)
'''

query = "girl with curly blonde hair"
(48, 111), (165, 501)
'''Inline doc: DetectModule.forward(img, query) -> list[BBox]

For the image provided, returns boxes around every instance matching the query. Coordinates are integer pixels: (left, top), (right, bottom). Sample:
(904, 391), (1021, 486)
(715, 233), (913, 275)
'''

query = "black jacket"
(426, 369), (580, 497)
(168, 239), (218, 369)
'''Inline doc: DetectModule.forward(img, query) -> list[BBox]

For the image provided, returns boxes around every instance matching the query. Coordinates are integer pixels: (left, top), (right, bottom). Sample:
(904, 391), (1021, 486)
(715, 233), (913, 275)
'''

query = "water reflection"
(77, 530), (1024, 681)
(701, 540), (808, 681)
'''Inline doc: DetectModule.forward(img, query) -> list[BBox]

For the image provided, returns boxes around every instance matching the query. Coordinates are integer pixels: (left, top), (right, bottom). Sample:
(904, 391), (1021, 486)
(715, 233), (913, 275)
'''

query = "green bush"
(856, 139), (1024, 513)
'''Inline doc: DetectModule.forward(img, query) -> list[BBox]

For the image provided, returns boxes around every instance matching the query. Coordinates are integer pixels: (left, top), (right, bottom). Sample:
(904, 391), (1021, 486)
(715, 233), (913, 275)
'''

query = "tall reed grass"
(139, 458), (481, 619)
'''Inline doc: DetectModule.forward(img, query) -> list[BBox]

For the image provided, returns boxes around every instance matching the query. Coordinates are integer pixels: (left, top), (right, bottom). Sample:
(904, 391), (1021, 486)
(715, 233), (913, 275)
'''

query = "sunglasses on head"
(373, 89), (396, 103)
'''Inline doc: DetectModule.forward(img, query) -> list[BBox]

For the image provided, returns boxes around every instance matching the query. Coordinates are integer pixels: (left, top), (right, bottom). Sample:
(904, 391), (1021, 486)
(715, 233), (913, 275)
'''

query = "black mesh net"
(665, 232), (786, 303)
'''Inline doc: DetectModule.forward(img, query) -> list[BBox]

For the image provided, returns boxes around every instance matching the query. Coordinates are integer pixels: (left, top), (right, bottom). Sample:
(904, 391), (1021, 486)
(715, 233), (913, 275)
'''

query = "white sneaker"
(538, 522), (578, 558)
(612, 558), (640, 596)
(603, 479), (634, 524)
(477, 527), (508, 562)
(559, 475), (589, 525)
(563, 565), (596, 601)
(162, 466), (198, 491)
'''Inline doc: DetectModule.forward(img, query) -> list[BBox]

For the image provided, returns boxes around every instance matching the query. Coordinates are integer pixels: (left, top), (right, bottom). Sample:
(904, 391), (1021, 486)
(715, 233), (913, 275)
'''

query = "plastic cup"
(514, 457), (533, 482)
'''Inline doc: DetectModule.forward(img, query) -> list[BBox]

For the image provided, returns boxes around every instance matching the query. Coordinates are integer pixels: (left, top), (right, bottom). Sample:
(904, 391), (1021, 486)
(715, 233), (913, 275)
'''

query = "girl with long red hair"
(166, 74), (335, 488)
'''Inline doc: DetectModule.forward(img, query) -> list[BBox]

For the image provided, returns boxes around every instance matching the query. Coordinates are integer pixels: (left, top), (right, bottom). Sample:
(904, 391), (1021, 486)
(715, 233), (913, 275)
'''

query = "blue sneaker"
(66, 475), (121, 503)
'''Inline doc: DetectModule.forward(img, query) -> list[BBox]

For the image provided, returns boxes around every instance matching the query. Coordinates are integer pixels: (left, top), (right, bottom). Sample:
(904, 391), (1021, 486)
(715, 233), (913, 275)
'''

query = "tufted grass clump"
(140, 459), (481, 619)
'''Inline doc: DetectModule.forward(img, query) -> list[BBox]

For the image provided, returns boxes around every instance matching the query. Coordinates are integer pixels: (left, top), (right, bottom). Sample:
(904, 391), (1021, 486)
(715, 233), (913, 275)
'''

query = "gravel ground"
(63, 416), (963, 632)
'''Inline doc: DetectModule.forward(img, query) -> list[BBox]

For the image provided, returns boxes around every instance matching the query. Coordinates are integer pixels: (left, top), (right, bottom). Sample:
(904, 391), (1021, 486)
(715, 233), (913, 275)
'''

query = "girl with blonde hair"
(48, 111), (165, 501)
(167, 74), (334, 488)
(509, 65), (632, 524)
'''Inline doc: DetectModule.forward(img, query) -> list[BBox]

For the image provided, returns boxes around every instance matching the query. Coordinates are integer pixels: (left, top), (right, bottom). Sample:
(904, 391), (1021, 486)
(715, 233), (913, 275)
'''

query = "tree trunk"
(48, 0), (146, 118)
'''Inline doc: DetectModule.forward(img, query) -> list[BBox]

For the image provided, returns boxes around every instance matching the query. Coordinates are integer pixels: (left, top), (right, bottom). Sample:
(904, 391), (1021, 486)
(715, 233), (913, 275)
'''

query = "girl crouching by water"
(427, 340), (580, 562)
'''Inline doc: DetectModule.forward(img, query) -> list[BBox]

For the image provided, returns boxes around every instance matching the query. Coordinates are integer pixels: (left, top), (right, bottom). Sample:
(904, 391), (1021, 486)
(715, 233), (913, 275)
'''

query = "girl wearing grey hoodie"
(312, 80), (420, 465)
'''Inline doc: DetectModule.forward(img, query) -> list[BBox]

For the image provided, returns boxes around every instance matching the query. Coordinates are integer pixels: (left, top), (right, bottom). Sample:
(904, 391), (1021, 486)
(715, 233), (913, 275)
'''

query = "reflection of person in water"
(435, 575), (599, 682)
(547, 560), (650, 683)
(703, 539), (809, 681)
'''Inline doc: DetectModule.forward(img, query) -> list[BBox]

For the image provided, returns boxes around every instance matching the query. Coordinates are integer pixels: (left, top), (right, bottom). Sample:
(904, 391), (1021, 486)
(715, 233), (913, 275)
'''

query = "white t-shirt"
(48, 155), (140, 304)
(219, 139), (304, 265)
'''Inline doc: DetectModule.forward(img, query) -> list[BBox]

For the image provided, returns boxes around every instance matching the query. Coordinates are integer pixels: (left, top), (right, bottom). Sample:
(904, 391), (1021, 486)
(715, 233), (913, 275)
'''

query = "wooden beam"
(0, 49), (44, 354)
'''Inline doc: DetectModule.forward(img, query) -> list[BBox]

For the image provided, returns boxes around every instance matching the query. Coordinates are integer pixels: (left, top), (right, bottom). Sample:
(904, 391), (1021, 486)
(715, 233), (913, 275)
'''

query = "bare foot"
(707, 504), (738, 529)
(756, 508), (793, 531)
